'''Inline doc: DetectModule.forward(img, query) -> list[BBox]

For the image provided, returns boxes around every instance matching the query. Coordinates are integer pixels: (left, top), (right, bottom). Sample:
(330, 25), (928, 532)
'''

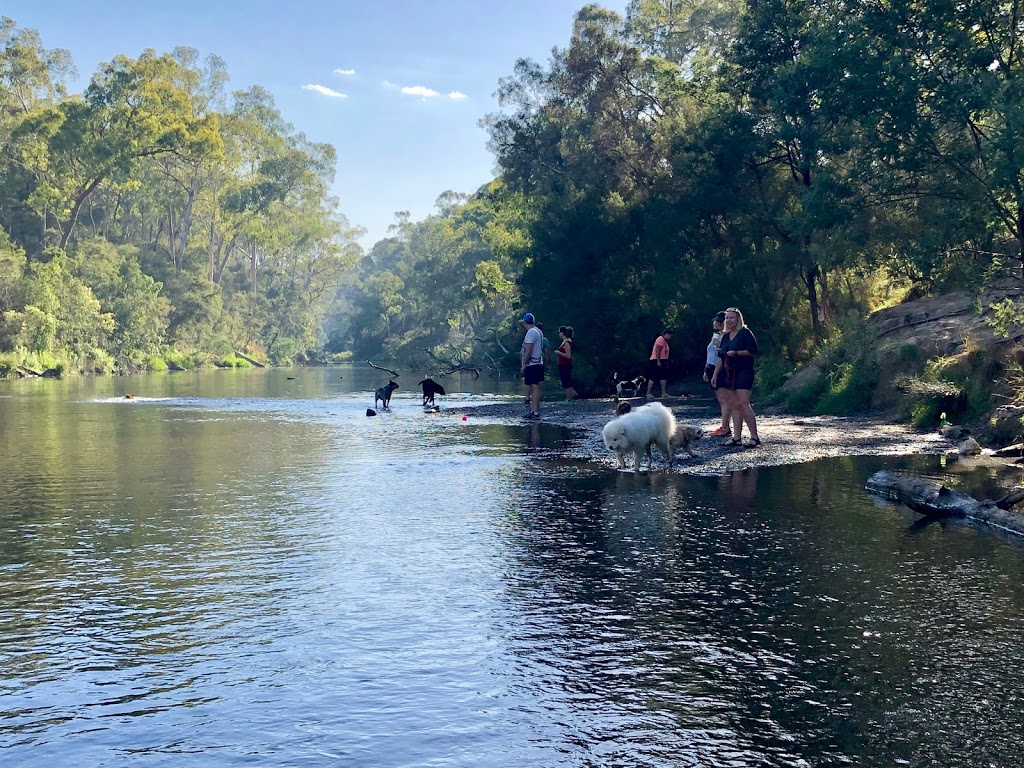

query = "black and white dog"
(375, 379), (399, 410)
(418, 377), (446, 406)
(613, 373), (647, 401)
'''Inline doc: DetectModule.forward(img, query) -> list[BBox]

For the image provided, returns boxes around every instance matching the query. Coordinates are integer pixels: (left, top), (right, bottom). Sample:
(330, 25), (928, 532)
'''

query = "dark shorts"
(705, 364), (718, 391)
(720, 365), (754, 391)
(524, 364), (545, 386)
(558, 365), (573, 389)
(647, 358), (667, 380)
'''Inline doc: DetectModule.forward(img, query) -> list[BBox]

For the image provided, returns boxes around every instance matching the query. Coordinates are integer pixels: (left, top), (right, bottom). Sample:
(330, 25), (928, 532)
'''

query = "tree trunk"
(178, 186), (197, 270)
(60, 177), (105, 250)
(866, 470), (1024, 537)
(804, 261), (824, 340)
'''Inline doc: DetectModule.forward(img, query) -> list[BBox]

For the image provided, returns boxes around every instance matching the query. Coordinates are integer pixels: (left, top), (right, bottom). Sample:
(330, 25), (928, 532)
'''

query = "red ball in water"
(462, 415), (468, 421)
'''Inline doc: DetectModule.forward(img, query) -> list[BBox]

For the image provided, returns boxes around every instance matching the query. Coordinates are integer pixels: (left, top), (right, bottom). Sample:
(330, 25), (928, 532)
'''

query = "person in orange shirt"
(645, 329), (673, 400)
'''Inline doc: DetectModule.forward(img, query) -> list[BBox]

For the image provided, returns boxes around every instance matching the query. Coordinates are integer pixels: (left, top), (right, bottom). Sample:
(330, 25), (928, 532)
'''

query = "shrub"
(787, 372), (829, 413)
(814, 358), (880, 415)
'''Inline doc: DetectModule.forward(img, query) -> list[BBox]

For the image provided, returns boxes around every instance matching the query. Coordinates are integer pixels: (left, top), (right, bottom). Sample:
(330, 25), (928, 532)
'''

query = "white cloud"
(381, 80), (398, 90)
(448, 91), (468, 100)
(401, 85), (440, 98)
(302, 83), (348, 98)
(334, 68), (356, 76)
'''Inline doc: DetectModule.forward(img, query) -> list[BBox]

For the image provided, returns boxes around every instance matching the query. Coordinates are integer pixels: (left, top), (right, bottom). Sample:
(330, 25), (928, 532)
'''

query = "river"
(1, 366), (1023, 767)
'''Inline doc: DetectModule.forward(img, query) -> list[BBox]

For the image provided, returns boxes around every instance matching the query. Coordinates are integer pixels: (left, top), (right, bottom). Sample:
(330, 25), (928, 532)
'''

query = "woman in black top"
(711, 307), (760, 447)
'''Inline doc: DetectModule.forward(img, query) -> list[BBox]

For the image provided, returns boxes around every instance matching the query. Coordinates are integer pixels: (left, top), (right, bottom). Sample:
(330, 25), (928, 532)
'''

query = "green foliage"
(0, 20), (361, 374)
(164, 349), (209, 370)
(218, 353), (252, 368)
(787, 372), (829, 414)
(4, 3), (1024, 401)
(986, 298), (1023, 339)
(814, 360), (879, 415)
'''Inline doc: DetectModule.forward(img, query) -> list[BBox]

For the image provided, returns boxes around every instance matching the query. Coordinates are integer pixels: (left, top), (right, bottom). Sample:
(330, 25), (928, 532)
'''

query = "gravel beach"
(456, 390), (953, 475)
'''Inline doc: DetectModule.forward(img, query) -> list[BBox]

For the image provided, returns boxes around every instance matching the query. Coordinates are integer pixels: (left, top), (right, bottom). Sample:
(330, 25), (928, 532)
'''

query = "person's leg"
(716, 388), (731, 430)
(735, 389), (758, 441)
(646, 377), (655, 399)
(717, 389), (738, 441)
(729, 388), (745, 440)
(530, 382), (541, 414)
(659, 378), (668, 398)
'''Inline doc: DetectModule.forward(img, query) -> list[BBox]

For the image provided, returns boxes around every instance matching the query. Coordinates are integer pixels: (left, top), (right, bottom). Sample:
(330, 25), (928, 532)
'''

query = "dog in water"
(418, 377), (446, 406)
(602, 401), (676, 472)
(613, 373), (647, 402)
(669, 424), (703, 459)
(375, 379), (399, 410)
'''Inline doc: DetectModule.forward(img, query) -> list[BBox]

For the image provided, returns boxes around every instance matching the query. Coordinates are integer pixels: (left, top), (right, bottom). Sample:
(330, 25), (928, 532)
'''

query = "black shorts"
(647, 358), (667, 380)
(721, 365), (754, 391)
(704, 364), (718, 391)
(558, 365), (573, 389)
(524, 364), (545, 386)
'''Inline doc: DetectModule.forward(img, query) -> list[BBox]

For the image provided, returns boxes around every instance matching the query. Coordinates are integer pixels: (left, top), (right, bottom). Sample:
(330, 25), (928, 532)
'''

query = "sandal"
(745, 437), (761, 449)
(709, 426), (730, 437)
(723, 437), (743, 447)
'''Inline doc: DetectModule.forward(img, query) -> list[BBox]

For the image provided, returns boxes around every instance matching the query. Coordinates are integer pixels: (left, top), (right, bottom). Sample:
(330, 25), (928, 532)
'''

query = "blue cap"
(522, 313), (535, 324)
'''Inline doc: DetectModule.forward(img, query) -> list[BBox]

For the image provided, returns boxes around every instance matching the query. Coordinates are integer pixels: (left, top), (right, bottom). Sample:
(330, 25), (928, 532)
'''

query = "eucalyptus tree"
(0, 17), (74, 252)
(841, 0), (1024, 282)
(485, 4), (716, 376)
(16, 50), (203, 251)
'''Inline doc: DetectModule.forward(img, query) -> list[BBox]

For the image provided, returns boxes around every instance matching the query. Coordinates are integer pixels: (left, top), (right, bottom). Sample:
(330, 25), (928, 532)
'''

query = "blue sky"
(5, 0), (627, 247)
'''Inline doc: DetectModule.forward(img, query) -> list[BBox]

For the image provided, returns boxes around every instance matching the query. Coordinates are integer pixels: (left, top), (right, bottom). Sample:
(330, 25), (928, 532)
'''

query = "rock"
(940, 424), (971, 441)
(958, 436), (982, 455)
(366, 408), (377, 417)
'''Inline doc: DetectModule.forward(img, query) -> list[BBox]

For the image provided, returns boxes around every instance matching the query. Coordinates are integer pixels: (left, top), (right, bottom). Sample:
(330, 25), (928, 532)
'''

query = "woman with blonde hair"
(711, 307), (760, 447)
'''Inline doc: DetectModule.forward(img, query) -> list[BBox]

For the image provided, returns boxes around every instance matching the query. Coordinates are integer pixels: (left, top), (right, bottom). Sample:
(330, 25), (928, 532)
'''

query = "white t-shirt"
(522, 327), (543, 366)
(706, 331), (722, 366)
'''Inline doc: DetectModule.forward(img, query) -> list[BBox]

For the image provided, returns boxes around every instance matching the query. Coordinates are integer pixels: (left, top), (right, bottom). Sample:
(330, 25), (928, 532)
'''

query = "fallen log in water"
(232, 350), (266, 368)
(866, 470), (1024, 537)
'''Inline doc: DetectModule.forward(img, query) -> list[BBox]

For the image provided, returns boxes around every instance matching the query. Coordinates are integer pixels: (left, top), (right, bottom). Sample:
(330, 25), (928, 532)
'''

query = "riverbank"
(459, 391), (954, 474)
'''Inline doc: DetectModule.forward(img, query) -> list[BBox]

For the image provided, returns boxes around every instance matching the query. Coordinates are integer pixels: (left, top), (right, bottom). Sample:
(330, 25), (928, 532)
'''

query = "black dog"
(418, 377), (446, 406)
(375, 379), (399, 410)
(613, 373), (647, 401)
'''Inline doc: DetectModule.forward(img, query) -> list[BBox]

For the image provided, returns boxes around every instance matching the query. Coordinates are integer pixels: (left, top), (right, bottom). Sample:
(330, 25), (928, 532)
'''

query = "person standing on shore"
(711, 307), (760, 447)
(646, 329), (673, 400)
(704, 311), (732, 437)
(556, 325), (577, 401)
(520, 313), (544, 420)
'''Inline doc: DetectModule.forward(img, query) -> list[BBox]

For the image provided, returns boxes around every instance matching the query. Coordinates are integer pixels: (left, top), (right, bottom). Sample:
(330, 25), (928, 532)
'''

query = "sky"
(5, 0), (628, 247)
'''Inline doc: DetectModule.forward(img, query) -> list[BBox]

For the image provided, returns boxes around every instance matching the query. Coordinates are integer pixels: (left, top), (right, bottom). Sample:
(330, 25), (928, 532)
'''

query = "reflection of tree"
(500, 457), (1024, 764)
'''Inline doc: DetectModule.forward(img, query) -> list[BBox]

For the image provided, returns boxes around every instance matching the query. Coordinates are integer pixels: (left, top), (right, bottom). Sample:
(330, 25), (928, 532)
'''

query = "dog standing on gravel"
(375, 379), (399, 411)
(669, 424), (703, 459)
(613, 373), (647, 402)
(603, 401), (676, 471)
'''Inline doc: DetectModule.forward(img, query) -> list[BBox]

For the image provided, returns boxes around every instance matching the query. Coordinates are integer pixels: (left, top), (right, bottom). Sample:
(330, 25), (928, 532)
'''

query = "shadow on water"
(2, 368), (1024, 767)
(505, 453), (1024, 766)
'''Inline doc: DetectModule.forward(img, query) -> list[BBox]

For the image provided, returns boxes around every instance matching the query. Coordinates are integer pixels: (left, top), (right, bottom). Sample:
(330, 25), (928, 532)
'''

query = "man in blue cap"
(520, 313), (544, 419)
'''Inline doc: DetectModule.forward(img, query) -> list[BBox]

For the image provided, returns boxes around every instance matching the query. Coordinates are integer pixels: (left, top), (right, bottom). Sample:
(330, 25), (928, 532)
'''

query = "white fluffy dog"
(603, 401), (676, 471)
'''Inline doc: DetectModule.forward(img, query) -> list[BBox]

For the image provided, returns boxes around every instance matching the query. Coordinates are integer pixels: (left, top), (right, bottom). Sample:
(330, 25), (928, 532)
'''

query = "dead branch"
(366, 360), (399, 377)
(441, 365), (481, 378)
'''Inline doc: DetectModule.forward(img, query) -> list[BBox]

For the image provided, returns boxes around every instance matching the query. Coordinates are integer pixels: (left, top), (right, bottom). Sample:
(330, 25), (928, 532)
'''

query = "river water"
(2, 366), (1023, 767)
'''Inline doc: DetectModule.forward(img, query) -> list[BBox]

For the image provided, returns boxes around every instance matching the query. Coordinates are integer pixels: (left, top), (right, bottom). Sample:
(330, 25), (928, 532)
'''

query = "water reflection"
(1, 370), (1024, 766)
